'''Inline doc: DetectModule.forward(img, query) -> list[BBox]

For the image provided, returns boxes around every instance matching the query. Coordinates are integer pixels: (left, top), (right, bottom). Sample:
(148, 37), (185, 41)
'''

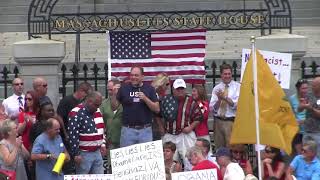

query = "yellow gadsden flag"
(230, 50), (298, 154)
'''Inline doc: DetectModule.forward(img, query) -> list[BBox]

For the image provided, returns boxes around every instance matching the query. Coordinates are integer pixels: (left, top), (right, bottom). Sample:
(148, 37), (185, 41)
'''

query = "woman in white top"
(0, 119), (30, 180)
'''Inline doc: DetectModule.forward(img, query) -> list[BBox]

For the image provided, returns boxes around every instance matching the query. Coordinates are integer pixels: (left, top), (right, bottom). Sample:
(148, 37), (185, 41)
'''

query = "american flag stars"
(110, 31), (151, 59)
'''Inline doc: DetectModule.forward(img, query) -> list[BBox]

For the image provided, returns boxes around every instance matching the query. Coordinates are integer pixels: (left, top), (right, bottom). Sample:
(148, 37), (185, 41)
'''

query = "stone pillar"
(13, 39), (65, 108)
(256, 33), (308, 95)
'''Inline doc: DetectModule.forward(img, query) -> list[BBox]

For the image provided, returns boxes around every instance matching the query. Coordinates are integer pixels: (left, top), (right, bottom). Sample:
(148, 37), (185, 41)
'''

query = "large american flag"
(108, 29), (206, 84)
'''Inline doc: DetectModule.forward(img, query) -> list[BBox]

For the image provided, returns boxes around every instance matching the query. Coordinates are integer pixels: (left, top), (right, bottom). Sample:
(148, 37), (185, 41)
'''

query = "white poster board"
(241, 49), (292, 89)
(111, 140), (166, 180)
(171, 169), (218, 180)
(64, 174), (113, 180)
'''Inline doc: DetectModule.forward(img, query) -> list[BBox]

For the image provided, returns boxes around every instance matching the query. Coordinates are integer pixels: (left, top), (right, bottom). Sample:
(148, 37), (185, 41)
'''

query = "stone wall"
(0, 0), (319, 32)
(2, 27), (319, 65)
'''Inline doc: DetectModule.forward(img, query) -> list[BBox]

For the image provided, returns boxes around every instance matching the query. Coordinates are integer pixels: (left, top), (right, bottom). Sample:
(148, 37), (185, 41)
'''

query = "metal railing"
(0, 66), (20, 99)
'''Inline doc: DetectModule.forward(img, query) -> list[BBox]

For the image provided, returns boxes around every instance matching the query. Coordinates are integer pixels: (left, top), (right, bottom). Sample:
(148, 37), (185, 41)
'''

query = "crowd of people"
(0, 64), (320, 180)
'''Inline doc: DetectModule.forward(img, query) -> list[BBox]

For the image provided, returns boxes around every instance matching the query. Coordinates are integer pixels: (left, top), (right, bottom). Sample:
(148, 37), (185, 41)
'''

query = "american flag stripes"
(108, 29), (206, 84)
(68, 104), (105, 155)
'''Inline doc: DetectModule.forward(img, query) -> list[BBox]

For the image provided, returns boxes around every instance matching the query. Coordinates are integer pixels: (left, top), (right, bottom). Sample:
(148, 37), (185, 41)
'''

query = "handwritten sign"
(172, 169), (218, 180)
(64, 174), (113, 180)
(110, 140), (166, 180)
(241, 49), (292, 89)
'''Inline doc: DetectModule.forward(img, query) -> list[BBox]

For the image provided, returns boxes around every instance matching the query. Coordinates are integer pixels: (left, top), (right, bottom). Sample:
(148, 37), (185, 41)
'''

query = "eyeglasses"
(42, 84), (48, 88)
(264, 149), (274, 154)
(298, 79), (308, 83)
(25, 98), (33, 101)
(302, 148), (309, 153)
(232, 150), (244, 154)
(13, 83), (24, 86)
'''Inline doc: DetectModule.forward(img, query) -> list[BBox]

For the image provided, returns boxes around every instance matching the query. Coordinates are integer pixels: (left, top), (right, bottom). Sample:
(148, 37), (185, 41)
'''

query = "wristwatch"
(46, 154), (51, 159)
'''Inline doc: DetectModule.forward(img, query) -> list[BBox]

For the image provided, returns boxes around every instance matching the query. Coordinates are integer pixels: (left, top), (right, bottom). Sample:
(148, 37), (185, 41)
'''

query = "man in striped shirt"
(162, 78), (203, 171)
(67, 91), (106, 174)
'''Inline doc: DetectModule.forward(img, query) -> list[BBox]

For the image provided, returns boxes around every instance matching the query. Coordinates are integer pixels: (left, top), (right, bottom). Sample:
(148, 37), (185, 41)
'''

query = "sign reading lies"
(241, 49), (292, 89)
(110, 140), (166, 180)
(171, 169), (218, 180)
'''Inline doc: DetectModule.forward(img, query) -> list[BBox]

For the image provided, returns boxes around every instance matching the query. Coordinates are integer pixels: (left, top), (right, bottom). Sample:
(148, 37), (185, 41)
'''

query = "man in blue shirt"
(31, 118), (70, 180)
(287, 140), (320, 180)
(117, 66), (159, 147)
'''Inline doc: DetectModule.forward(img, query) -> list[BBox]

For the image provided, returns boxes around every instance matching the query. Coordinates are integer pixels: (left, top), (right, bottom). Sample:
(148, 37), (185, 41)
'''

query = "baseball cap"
(173, 79), (186, 89)
(214, 147), (231, 158)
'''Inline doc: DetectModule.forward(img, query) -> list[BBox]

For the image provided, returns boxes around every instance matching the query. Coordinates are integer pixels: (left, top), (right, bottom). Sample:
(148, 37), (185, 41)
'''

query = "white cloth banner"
(241, 49), (292, 89)
(110, 140), (166, 180)
(171, 169), (218, 180)
(64, 174), (113, 180)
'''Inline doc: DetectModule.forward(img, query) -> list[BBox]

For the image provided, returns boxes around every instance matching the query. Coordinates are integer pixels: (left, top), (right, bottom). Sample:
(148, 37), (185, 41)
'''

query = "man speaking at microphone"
(117, 66), (160, 147)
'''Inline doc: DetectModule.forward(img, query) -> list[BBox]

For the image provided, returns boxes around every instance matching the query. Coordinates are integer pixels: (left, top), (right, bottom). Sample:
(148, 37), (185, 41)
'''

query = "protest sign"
(171, 169), (218, 180)
(64, 174), (113, 180)
(241, 49), (292, 89)
(110, 140), (166, 180)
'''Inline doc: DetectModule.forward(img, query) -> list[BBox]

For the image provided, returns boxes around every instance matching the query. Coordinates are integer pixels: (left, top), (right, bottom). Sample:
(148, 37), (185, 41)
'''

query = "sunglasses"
(232, 150), (244, 154)
(298, 79), (308, 83)
(14, 83), (24, 86)
(166, 83), (170, 86)
(25, 98), (33, 101)
(264, 149), (274, 154)
(42, 84), (48, 88)
(302, 148), (309, 153)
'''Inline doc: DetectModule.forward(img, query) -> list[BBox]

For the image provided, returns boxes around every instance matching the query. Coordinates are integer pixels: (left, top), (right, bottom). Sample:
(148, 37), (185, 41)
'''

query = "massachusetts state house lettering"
(51, 14), (267, 32)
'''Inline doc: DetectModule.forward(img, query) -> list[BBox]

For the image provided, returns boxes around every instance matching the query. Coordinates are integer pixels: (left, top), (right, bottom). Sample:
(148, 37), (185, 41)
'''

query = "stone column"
(256, 33), (308, 95)
(13, 38), (65, 108)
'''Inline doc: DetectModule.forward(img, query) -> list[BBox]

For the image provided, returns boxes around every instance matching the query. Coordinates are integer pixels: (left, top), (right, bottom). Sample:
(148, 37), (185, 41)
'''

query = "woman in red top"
(192, 85), (210, 141)
(17, 90), (39, 151)
(262, 146), (286, 180)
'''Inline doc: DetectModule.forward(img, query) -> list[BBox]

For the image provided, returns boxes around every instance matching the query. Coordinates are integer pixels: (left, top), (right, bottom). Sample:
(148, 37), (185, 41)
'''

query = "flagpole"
(106, 30), (112, 81)
(251, 36), (262, 180)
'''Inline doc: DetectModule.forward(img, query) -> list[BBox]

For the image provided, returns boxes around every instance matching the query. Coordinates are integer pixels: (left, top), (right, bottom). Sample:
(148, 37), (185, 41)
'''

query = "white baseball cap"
(173, 78), (186, 89)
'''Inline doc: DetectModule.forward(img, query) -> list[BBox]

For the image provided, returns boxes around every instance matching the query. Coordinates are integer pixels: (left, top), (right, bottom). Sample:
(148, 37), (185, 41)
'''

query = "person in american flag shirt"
(67, 91), (107, 174)
(161, 78), (203, 171)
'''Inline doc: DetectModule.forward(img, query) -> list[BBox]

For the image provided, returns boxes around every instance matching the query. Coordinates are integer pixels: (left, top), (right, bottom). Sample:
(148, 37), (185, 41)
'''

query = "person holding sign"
(229, 144), (253, 176)
(161, 78), (203, 171)
(209, 64), (240, 149)
(117, 66), (160, 147)
(31, 118), (70, 180)
(186, 146), (222, 180)
(195, 138), (219, 167)
(163, 141), (182, 173)
(215, 147), (245, 180)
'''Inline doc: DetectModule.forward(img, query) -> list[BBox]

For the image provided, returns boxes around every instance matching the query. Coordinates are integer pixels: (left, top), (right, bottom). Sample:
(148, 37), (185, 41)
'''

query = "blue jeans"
(76, 150), (104, 174)
(120, 126), (152, 147)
